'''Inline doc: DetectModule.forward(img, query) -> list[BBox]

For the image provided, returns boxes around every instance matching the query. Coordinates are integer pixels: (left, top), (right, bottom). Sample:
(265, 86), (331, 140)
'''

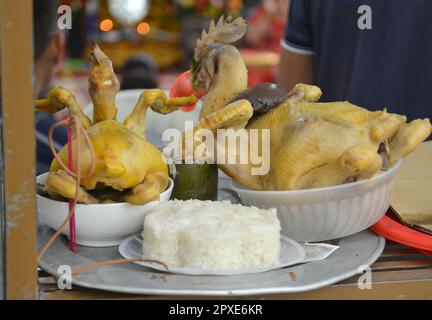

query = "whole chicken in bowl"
(35, 43), (194, 205)
(177, 16), (432, 241)
(35, 44), (192, 246)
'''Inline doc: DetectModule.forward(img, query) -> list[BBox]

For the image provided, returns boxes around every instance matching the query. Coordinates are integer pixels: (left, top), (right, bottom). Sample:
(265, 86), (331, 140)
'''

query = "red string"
(37, 116), (95, 262)
(67, 127), (77, 253)
(38, 115), (170, 273)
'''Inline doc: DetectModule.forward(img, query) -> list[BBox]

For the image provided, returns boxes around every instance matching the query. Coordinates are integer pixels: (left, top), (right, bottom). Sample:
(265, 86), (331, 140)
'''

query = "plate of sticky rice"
(119, 200), (306, 275)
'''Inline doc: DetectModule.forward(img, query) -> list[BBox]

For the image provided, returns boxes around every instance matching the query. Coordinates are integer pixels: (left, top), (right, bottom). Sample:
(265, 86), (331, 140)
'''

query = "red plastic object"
(170, 70), (206, 112)
(370, 209), (432, 255)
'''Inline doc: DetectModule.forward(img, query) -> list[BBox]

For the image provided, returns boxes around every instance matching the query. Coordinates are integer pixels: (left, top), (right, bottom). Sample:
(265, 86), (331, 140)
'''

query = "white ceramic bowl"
(37, 173), (174, 247)
(230, 161), (401, 242)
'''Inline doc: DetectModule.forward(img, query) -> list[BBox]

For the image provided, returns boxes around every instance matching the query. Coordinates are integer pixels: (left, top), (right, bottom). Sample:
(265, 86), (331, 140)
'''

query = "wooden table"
(37, 142), (432, 300)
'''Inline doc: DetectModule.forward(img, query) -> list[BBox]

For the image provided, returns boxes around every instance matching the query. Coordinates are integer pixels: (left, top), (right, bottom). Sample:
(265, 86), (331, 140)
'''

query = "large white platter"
(37, 225), (384, 296)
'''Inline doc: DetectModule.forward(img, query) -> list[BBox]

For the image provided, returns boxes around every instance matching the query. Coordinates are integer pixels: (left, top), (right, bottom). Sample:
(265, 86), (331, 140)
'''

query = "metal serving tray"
(38, 225), (384, 296)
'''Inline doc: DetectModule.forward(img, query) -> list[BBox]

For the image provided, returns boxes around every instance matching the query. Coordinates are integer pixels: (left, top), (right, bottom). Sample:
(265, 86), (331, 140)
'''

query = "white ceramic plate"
(118, 234), (305, 276)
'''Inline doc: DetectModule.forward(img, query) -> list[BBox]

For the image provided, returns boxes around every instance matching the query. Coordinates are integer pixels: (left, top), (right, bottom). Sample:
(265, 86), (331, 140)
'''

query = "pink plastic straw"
(67, 127), (77, 253)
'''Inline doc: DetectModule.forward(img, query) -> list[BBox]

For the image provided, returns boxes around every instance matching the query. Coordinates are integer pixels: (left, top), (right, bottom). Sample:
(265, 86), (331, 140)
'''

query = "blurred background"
(47, 0), (289, 104)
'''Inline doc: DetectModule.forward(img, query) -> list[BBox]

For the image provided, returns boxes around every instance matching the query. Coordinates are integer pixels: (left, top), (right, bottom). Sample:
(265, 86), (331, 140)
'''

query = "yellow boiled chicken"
(184, 16), (432, 190)
(35, 44), (196, 205)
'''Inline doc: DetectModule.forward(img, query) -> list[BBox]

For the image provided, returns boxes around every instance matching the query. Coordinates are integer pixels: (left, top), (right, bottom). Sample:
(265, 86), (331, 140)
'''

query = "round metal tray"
(38, 225), (384, 296)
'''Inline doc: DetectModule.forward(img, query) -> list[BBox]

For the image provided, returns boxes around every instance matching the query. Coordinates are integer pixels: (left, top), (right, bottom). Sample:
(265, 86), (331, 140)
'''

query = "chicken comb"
(194, 15), (247, 61)
(192, 16), (247, 89)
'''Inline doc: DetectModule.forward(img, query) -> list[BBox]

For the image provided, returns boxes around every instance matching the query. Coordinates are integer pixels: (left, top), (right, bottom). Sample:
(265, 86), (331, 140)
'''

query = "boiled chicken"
(35, 44), (196, 204)
(185, 16), (432, 190)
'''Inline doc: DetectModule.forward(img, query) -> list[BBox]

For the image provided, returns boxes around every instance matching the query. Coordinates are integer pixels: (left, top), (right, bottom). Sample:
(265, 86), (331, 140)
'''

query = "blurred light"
(100, 19), (114, 32)
(137, 22), (150, 35)
(108, 0), (150, 26)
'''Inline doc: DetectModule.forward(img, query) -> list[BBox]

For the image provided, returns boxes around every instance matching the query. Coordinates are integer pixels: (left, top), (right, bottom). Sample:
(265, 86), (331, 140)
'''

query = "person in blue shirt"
(33, 0), (67, 174)
(278, 0), (432, 122)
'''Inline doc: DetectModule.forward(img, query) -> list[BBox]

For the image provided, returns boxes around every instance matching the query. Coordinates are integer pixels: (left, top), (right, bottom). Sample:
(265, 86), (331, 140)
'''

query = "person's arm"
(35, 113), (68, 174)
(278, 49), (314, 91)
(277, 0), (315, 91)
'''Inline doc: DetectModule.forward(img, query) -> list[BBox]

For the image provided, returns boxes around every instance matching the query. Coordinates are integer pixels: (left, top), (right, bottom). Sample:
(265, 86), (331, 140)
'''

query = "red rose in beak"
(170, 70), (206, 112)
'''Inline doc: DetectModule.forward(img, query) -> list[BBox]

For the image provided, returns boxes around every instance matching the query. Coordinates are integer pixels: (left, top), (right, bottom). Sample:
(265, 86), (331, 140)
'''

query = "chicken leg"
(34, 86), (92, 130)
(176, 99), (257, 186)
(46, 170), (99, 204)
(194, 99), (253, 131)
(178, 98), (253, 158)
(296, 145), (383, 189)
(123, 89), (197, 139)
(389, 118), (432, 164)
(287, 83), (322, 103)
(124, 172), (169, 205)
